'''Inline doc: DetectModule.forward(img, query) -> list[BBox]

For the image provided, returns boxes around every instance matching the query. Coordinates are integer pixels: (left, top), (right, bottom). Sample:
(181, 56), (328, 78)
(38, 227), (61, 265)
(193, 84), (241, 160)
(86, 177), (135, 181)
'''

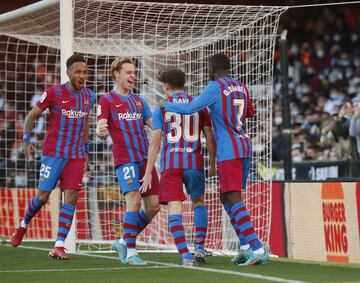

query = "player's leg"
(221, 200), (251, 264)
(138, 160), (160, 234)
(49, 158), (84, 260)
(114, 162), (145, 265)
(160, 169), (196, 266)
(218, 158), (269, 265)
(183, 169), (208, 263)
(11, 156), (64, 248)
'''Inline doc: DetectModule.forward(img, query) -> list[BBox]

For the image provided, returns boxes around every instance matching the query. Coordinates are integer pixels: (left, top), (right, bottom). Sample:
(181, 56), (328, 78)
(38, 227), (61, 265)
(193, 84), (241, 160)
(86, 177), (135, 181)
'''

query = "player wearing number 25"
(96, 57), (160, 266)
(165, 54), (269, 265)
(10, 54), (96, 260)
(140, 69), (216, 266)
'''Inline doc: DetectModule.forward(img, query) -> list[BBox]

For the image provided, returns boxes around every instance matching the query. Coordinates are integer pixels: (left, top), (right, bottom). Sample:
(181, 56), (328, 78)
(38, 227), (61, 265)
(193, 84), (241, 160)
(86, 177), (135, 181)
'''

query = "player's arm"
(165, 82), (218, 114)
(96, 97), (110, 138)
(139, 129), (162, 194)
(203, 126), (216, 177)
(140, 105), (163, 193)
(22, 105), (43, 160)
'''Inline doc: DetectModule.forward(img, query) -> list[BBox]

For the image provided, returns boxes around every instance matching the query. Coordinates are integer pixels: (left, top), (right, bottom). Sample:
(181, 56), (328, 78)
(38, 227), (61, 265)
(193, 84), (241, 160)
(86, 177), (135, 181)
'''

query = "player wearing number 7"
(164, 53), (270, 265)
(96, 57), (160, 266)
(140, 69), (216, 266)
(10, 54), (96, 260)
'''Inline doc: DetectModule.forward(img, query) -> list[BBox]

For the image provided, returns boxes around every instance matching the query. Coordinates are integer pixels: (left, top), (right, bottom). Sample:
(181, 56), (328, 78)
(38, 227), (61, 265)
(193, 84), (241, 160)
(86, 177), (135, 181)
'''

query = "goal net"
(0, 0), (287, 253)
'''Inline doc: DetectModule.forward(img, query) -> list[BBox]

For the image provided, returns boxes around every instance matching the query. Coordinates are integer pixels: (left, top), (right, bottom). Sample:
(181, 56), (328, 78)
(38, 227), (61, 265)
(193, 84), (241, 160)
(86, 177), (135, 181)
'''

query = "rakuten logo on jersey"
(62, 109), (88, 118)
(118, 112), (142, 120)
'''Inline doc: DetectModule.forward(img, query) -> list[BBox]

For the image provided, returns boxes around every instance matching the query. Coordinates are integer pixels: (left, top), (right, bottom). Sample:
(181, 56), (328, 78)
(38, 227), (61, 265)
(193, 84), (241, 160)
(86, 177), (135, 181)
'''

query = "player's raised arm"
(22, 105), (43, 160)
(165, 82), (218, 115)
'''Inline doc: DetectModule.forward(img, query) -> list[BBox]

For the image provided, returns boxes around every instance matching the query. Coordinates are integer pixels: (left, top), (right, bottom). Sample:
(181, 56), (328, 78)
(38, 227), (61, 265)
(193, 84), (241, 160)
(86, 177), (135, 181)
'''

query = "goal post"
(0, 0), (287, 254)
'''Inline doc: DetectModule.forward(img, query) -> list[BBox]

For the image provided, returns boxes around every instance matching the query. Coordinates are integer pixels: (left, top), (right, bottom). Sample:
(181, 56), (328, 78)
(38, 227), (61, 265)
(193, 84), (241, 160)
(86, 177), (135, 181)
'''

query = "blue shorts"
(38, 156), (84, 192)
(159, 169), (205, 204)
(116, 161), (159, 196)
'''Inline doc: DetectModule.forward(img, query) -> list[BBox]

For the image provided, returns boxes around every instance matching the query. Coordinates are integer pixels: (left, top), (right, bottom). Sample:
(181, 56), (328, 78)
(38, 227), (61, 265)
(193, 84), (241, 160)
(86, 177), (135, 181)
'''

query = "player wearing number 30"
(140, 69), (216, 266)
(165, 54), (270, 265)
(10, 54), (96, 260)
(96, 57), (160, 266)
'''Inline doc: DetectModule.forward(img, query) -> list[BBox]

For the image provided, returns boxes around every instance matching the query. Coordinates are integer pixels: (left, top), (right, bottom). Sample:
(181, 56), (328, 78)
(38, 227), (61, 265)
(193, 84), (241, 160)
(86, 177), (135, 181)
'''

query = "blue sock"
(194, 205), (207, 251)
(231, 202), (262, 251)
(137, 209), (150, 235)
(169, 214), (192, 260)
(123, 211), (139, 250)
(56, 203), (75, 242)
(24, 195), (43, 225)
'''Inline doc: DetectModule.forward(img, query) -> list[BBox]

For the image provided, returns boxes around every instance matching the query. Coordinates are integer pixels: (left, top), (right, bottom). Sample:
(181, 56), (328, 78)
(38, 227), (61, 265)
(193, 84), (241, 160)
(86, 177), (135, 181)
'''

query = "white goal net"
(0, 0), (287, 253)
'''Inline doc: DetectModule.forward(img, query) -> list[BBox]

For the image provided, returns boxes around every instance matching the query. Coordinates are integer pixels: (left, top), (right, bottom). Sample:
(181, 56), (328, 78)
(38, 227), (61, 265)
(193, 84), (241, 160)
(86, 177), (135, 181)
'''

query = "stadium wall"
(271, 181), (360, 264)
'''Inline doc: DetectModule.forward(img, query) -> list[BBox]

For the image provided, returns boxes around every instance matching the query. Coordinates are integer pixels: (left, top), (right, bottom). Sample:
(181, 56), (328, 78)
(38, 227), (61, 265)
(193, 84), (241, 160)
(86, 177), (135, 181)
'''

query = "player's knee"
(192, 196), (205, 207)
(64, 190), (79, 205)
(37, 191), (50, 205)
(148, 203), (160, 218)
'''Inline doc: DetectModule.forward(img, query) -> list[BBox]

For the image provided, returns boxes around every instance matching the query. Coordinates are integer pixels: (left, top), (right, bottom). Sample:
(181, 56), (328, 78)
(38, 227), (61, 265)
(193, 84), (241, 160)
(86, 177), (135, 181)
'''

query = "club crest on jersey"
(135, 101), (143, 108)
(39, 92), (47, 103)
(84, 99), (89, 106)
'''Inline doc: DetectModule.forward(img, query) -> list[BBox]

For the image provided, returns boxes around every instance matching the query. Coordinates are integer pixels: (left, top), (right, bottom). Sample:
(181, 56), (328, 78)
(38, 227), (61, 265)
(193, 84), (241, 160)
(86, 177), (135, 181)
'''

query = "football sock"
(55, 203), (75, 244)
(123, 211), (139, 257)
(223, 203), (249, 248)
(169, 214), (192, 260)
(194, 205), (207, 252)
(23, 195), (43, 226)
(231, 202), (262, 251)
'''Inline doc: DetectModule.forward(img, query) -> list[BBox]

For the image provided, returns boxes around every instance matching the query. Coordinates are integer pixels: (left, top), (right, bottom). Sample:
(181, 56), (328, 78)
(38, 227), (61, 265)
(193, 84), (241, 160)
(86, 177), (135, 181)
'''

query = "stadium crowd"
(1, 6), (360, 187)
(273, 7), (360, 162)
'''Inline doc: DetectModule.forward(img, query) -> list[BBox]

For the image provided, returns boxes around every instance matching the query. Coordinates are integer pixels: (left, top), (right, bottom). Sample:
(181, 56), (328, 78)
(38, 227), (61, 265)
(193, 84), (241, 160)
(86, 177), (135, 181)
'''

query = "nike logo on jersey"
(62, 100), (70, 103)
(116, 104), (122, 107)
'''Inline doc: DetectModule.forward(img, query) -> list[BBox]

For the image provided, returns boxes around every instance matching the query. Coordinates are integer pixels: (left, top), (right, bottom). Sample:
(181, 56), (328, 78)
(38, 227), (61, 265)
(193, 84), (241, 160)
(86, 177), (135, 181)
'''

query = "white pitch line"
(0, 266), (172, 273)
(4, 244), (308, 283)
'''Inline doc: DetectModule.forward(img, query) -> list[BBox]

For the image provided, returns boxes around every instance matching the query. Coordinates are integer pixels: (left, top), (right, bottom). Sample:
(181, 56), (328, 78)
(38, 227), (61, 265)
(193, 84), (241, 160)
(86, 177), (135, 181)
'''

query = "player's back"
(155, 92), (211, 172)
(206, 77), (255, 161)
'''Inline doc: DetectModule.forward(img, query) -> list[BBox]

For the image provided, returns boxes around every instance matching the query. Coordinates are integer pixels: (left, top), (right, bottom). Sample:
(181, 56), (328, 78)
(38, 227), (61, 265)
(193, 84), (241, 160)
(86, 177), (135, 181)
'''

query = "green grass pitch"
(0, 242), (359, 283)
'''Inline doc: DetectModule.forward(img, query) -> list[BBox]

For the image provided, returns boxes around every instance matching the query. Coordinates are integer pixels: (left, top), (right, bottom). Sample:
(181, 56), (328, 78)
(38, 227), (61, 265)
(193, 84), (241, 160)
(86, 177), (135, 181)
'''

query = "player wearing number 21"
(96, 57), (160, 266)
(164, 54), (270, 265)
(10, 54), (96, 260)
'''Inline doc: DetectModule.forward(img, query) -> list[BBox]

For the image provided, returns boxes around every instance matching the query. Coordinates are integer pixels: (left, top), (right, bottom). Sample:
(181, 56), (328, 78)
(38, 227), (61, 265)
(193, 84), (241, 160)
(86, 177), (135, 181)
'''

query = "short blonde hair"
(111, 57), (134, 80)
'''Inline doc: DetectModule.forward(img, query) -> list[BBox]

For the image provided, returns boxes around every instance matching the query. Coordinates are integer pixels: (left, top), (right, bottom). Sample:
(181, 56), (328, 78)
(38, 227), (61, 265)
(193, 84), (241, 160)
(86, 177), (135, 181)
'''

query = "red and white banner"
(0, 188), (60, 240)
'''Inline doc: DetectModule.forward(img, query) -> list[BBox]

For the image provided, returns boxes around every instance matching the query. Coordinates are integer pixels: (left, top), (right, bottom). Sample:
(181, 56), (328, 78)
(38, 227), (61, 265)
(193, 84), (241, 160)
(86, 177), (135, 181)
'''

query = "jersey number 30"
(165, 112), (199, 143)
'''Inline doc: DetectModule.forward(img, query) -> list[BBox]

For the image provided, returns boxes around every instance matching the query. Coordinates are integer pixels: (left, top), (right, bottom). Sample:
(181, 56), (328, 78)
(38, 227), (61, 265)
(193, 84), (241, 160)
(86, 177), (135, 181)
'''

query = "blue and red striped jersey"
(36, 83), (96, 159)
(153, 92), (212, 172)
(165, 77), (255, 162)
(97, 89), (152, 168)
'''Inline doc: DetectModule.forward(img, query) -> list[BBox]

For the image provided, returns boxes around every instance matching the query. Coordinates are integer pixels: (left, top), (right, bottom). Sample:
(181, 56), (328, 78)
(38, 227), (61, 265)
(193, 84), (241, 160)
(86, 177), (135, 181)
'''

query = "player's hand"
(209, 165), (216, 177)
(22, 141), (36, 160)
(96, 124), (109, 138)
(139, 173), (152, 194)
(84, 153), (89, 174)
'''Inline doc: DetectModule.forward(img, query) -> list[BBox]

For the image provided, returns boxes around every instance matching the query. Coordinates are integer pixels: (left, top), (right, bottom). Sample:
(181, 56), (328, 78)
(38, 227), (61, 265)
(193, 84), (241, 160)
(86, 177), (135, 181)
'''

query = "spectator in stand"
(349, 96), (360, 158)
